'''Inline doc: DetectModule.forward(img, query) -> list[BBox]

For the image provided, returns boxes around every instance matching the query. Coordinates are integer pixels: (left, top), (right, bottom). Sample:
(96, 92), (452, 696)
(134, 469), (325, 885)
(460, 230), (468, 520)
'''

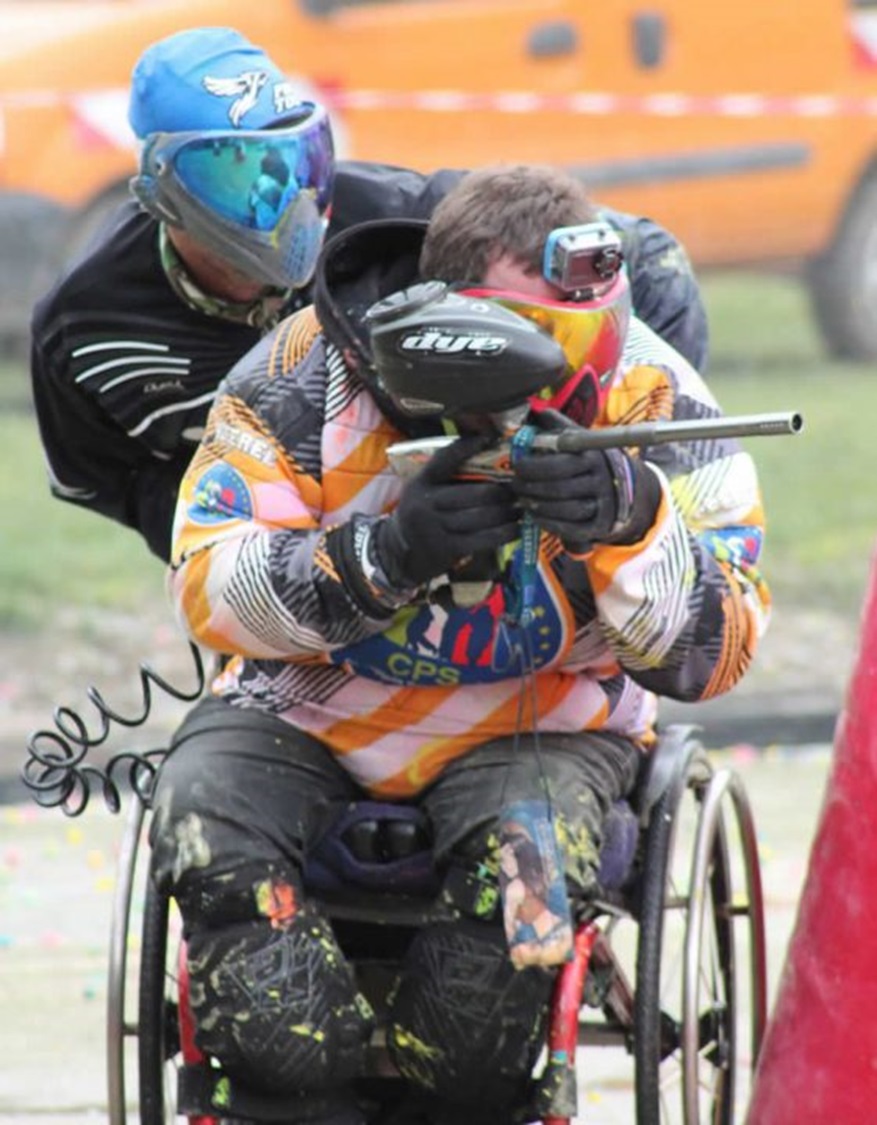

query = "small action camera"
(543, 222), (624, 295)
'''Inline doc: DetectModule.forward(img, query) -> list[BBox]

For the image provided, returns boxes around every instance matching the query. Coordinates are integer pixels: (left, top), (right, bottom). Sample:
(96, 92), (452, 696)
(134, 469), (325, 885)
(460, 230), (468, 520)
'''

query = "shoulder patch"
(189, 463), (254, 524)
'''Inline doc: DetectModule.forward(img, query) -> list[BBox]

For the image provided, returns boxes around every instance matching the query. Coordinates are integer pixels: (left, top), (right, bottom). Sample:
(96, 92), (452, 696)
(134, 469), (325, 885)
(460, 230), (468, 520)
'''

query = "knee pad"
(387, 920), (553, 1111)
(186, 911), (373, 1094)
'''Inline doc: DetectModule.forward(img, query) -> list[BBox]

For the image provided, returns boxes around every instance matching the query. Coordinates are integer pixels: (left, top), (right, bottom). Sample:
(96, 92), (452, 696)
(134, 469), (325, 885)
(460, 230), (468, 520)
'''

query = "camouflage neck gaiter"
(159, 224), (293, 332)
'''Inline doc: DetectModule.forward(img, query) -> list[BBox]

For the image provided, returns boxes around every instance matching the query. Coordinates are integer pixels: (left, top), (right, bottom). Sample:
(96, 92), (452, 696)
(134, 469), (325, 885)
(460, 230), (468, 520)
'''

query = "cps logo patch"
(189, 463), (253, 524)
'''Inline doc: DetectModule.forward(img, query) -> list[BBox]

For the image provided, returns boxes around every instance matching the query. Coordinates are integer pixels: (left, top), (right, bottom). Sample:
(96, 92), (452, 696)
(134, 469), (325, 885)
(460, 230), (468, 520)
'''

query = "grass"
(0, 411), (166, 629)
(1, 268), (874, 630)
(705, 270), (877, 616)
(712, 368), (876, 614)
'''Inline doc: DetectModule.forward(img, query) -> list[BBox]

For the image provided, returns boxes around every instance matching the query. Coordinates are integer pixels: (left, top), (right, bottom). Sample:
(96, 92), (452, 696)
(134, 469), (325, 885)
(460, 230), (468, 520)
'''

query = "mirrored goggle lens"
(168, 115), (334, 233)
(462, 281), (627, 384)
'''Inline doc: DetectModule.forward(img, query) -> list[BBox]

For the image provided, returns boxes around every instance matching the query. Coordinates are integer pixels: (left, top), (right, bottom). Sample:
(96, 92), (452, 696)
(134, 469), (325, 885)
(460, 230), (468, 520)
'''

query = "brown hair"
(420, 163), (597, 283)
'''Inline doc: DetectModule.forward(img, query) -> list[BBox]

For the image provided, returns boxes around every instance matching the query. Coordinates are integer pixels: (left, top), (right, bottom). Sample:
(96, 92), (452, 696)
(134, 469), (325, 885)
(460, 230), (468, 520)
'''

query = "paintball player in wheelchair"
(152, 162), (771, 1125)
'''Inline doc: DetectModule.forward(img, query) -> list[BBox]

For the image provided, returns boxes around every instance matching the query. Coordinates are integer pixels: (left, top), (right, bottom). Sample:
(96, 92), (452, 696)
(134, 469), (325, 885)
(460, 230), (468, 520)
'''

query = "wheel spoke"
(632, 741), (763, 1125)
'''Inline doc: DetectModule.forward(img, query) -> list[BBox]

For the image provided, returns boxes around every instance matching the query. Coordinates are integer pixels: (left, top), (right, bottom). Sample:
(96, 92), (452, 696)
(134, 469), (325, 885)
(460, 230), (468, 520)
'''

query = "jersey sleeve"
(168, 317), (396, 660)
(579, 329), (769, 702)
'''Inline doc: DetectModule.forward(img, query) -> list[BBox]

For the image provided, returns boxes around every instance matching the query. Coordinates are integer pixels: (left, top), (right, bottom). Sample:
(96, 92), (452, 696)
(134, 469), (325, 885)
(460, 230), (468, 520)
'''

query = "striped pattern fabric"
(170, 312), (770, 798)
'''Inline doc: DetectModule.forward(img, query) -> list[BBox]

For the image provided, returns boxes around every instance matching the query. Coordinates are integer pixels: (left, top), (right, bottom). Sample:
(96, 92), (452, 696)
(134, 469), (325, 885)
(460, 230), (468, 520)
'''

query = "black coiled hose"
(20, 641), (206, 817)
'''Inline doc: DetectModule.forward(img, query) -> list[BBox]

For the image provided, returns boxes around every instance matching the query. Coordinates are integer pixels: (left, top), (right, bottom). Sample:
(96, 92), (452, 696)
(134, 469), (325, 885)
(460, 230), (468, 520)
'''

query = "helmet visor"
(141, 104), (335, 287)
(461, 271), (630, 394)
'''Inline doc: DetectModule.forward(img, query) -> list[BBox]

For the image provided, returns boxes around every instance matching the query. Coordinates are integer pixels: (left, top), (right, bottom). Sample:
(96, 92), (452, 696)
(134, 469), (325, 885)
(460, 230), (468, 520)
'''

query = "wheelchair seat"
(299, 726), (691, 905)
(303, 796), (642, 904)
(304, 801), (439, 897)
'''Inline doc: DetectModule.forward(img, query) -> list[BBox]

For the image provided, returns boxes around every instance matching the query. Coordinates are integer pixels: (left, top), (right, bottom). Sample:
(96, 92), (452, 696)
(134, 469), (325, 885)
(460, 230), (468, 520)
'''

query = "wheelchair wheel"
(139, 871), (188, 1125)
(633, 743), (767, 1124)
(107, 795), (148, 1125)
(107, 799), (193, 1125)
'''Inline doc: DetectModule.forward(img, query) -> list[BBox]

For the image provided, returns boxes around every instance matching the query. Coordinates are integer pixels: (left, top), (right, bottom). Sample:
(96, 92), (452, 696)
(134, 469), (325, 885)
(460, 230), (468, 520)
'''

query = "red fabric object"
(746, 550), (877, 1121)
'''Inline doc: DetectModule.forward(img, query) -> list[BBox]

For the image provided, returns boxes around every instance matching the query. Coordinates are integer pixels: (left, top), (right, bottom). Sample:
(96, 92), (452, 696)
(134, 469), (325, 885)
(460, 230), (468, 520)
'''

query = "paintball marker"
(386, 410), (804, 481)
(364, 281), (803, 478)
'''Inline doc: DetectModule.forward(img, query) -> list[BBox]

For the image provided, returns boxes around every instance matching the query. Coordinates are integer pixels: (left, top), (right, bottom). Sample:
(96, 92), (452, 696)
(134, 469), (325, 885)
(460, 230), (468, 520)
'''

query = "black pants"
(150, 697), (641, 1121)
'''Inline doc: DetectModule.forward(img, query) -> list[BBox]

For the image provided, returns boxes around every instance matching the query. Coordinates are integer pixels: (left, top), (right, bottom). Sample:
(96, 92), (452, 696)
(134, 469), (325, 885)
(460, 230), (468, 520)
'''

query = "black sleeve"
(327, 162), (466, 235)
(29, 303), (182, 562)
(124, 454), (191, 562)
(599, 206), (710, 372)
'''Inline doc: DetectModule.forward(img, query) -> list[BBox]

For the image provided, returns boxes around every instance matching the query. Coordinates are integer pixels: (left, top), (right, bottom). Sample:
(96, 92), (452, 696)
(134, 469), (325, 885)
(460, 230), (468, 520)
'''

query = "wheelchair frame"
(106, 724), (767, 1125)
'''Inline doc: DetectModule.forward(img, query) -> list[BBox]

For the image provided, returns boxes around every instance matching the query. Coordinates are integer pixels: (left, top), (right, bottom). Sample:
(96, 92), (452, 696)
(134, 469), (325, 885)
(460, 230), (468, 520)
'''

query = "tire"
(807, 172), (877, 360)
(138, 874), (175, 1125)
(107, 798), (148, 1125)
(633, 755), (736, 1125)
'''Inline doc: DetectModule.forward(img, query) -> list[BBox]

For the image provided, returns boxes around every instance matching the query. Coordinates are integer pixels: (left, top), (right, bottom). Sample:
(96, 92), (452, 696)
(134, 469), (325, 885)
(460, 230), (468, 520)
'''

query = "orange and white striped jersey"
(169, 311), (769, 798)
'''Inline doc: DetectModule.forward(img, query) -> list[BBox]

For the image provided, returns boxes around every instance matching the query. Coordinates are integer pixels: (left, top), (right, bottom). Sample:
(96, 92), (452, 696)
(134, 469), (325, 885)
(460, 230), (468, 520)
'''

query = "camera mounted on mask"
(543, 222), (624, 297)
(365, 281), (568, 419)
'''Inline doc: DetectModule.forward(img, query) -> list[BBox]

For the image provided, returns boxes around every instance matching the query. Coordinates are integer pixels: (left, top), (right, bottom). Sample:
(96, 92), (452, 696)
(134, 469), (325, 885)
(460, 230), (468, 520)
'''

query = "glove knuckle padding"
(513, 446), (620, 547)
(379, 439), (519, 586)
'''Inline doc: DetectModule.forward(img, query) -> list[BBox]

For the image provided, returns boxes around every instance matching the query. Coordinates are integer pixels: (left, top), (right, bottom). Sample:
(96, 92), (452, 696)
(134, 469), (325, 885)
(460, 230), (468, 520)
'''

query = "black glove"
(511, 411), (662, 553)
(374, 434), (520, 588)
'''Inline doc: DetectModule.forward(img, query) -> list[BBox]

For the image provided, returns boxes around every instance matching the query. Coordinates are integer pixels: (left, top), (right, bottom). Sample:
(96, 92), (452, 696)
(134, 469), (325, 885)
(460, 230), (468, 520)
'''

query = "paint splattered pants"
(149, 696), (640, 1123)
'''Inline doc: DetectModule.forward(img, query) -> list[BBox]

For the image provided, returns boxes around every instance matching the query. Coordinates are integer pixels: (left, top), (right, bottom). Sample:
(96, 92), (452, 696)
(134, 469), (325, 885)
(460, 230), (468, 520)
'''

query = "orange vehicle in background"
(3, 0), (877, 358)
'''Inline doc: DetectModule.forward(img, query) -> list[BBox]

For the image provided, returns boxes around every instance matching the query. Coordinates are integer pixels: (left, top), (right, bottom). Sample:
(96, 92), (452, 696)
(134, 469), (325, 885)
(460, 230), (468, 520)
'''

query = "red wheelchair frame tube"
(178, 939), (218, 1125)
(543, 921), (601, 1125)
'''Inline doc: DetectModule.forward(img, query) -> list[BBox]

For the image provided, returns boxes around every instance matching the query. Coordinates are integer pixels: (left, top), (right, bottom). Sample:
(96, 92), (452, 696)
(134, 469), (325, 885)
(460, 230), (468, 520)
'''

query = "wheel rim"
(107, 797), (147, 1125)
(655, 781), (736, 1124)
(634, 753), (743, 1125)
(681, 779), (736, 1124)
